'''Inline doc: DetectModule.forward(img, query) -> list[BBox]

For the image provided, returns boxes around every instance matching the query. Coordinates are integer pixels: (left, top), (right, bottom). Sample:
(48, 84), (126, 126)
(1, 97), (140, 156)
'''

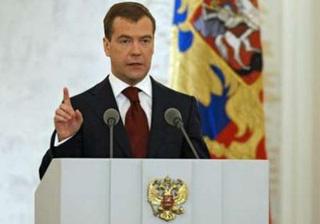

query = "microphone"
(103, 108), (120, 127)
(164, 108), (200, 159)
(103, 108), (120, 158)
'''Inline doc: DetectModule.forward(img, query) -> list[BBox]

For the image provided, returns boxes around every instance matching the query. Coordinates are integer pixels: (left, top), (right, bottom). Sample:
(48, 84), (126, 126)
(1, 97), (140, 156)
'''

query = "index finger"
(63, 87), (72, 105)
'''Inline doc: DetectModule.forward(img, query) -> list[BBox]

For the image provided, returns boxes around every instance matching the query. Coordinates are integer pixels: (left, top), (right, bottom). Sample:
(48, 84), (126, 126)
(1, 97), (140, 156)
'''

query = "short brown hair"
(103, 2), (156, 40)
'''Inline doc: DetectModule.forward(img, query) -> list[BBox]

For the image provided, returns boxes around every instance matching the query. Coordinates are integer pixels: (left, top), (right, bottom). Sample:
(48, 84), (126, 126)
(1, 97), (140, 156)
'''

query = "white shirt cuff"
(54, 135), (73, 147)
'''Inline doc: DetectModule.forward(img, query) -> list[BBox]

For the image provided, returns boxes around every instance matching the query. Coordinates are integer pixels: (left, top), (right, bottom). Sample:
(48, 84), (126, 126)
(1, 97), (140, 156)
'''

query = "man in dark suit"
(39, 2), (209, 179)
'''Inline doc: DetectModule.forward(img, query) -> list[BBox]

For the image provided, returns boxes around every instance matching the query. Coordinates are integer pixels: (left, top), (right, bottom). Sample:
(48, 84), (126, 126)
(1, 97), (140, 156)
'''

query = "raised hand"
(54, 87), (83, 141)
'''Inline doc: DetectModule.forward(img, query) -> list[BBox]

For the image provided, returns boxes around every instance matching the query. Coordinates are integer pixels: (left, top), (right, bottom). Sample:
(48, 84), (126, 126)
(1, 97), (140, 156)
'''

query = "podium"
(35, 159), (269, 224)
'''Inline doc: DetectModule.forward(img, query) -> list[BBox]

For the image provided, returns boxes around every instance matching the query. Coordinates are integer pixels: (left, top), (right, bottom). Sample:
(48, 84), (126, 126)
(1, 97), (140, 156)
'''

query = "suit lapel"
(147, 78), (167, 157)
(88, 76), (170, 158)
(89, 77), (132, 157)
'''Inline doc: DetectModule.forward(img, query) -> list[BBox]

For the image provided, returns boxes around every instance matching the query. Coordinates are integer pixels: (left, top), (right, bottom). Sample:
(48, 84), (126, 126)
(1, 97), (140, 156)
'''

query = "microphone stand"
(175, 120), (200, 159)
(109, 120), (114, 159)
(180, 126), (200, 159)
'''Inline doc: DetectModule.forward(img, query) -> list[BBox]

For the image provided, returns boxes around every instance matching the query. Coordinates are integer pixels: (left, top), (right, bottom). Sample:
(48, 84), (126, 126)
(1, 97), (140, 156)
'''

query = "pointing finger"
(63, 87), (72, 105)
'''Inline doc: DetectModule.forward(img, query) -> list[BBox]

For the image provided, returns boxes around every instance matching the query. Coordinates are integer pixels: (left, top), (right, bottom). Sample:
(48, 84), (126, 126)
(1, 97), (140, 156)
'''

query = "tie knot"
(122, 87), (140, 103)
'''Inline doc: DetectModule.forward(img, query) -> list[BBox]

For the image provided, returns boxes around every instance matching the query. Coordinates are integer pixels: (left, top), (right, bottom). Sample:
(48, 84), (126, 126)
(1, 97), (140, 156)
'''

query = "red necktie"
(122, 87), (149, 158)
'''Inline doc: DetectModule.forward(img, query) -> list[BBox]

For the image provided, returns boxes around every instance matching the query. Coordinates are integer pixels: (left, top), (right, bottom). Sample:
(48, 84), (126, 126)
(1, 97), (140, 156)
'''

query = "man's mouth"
(127, 63), (143, 66)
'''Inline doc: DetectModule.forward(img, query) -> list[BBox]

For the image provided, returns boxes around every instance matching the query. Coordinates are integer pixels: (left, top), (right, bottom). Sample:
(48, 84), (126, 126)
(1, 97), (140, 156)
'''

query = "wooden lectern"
(35, 159), (269, 224)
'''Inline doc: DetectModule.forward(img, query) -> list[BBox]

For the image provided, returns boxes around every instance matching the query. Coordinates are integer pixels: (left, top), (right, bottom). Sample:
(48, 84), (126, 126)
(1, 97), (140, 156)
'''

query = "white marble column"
(280, 0), (319, 223)
(311, 0), (320, 223)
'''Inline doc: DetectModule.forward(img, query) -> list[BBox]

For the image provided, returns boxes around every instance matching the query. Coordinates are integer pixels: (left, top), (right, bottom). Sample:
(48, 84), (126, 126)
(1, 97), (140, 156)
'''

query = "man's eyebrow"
(116, 34), (153, 39)
(117, 35), (131, 39)
(140, 35), (153, 39)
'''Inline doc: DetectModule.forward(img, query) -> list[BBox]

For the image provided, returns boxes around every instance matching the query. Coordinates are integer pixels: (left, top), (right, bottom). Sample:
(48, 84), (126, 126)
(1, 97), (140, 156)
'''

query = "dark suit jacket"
(39, 76), (209, 179)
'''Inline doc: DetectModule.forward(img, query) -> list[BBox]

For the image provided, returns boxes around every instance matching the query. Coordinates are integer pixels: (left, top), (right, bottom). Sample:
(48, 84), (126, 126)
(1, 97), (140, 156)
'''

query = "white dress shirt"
(56, 74), (153, 145)
(108, 73), (152, 128)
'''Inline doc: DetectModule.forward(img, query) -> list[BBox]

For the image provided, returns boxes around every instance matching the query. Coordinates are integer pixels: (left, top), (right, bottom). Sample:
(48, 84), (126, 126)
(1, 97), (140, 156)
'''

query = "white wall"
(0, 0), (173, 223)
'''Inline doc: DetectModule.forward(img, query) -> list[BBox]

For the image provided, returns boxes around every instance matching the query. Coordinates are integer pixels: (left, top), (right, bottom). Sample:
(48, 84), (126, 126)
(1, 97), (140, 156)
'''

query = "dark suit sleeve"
(182, 96), (210, 159)
(39, 129), (83, 179)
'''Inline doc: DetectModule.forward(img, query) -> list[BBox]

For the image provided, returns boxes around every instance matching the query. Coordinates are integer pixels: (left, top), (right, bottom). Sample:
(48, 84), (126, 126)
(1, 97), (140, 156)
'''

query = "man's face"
(103, 16), (154, 85)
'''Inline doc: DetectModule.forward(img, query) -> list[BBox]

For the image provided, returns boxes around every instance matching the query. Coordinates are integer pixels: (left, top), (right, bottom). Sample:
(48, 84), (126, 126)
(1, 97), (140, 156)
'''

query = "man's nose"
(130, 41), (142, 55)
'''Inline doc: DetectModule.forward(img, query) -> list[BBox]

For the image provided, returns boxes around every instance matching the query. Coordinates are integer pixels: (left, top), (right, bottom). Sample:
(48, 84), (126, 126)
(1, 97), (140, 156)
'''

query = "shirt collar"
(108, 73), (152, 97)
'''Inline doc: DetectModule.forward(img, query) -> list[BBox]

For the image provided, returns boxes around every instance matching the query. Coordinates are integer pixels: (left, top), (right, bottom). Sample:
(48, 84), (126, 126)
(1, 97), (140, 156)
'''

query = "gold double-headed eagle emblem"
(147, 176), (188, 222)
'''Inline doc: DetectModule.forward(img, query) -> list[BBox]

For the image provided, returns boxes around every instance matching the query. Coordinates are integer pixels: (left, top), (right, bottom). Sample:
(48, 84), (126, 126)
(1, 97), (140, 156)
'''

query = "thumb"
(75, 109), (83, 122)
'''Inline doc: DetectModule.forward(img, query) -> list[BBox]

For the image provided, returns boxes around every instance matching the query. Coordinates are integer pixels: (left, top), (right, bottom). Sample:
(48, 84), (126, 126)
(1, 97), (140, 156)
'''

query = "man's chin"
(125, 72), (148, 85)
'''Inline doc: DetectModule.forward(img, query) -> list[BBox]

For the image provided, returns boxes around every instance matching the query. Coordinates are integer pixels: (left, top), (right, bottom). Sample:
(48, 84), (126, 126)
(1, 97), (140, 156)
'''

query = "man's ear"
(103, 37), (111, 57)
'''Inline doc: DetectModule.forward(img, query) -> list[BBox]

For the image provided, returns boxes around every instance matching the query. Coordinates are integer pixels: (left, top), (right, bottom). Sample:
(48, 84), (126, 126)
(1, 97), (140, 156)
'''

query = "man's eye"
(119, 39), (131, 44)
(141, 38), (152, 45)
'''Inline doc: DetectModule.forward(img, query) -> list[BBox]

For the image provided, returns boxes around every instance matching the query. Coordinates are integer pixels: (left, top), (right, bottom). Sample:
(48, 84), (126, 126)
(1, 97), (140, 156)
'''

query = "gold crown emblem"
(147, 176), (188, 222)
